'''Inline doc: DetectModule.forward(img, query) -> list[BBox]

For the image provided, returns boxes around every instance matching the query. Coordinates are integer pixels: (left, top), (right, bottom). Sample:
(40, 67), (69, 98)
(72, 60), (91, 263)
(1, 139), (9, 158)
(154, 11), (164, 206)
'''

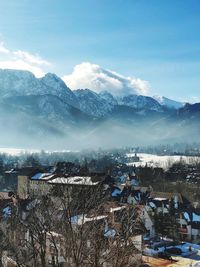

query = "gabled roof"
(0, 192), (10, 199)
(31, 172), (55, 181)
(18, 167), (43, 177)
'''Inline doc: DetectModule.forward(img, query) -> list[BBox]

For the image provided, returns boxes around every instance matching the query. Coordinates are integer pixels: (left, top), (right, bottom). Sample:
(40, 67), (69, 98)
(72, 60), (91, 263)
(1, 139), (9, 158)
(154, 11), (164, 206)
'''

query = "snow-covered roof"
(48, 176), (99, 186)
(110, 206), (126, 212)
(153, 197), (167, 201)
(104, 228), (116, 238)
(149, 202), (156, 208)
(131, 178), (139, 186)
(5, 169), (18, 174)
(118, 175), (127, 183)
(47, 231), (63, 238)
(184, 212), (200, 222)
(31, 172), (53, 180)
(31, 172), (44, 180)
(71, 214), (107, 225)
(3, 206), (11, 218)
(111, 188), (121, 197)
(193, 213), (200, 222)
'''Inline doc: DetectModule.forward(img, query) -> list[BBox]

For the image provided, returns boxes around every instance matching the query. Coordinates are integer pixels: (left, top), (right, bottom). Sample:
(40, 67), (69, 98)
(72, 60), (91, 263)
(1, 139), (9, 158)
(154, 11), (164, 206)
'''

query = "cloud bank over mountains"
(0, 41), (51, 78)
(0, 45), (150, 97)
(62, 62), (150, 96)
(0, 42), (197, 102)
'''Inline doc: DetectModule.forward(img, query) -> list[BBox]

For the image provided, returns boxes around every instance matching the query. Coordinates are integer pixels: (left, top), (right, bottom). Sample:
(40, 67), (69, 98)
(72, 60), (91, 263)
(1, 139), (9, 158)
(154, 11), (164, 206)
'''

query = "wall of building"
(17, 175), (29, 199)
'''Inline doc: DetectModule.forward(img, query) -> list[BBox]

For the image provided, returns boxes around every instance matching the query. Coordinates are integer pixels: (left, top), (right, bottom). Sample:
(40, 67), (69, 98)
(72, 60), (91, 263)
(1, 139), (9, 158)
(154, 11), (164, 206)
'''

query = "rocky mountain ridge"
(0, 69), (199, 148)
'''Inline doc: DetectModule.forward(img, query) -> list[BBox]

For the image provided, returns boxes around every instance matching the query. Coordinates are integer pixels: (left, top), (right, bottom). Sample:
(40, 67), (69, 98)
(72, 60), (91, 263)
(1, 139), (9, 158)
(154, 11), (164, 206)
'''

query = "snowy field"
(0, 147), (38, 155)
(0, 147), (74, 156)
(127, 153), (200, 169)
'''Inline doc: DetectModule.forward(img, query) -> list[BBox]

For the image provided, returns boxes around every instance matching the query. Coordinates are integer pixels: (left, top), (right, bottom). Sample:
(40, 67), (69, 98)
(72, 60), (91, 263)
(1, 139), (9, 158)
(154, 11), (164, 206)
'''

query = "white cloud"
(180, 96), (200, 104)
(13, 50), (50, 66)
(0, 60), (45, 77)
(0, 41), (50, 77)
(62, 62), (150, 96)
(0, 42), (10, 54)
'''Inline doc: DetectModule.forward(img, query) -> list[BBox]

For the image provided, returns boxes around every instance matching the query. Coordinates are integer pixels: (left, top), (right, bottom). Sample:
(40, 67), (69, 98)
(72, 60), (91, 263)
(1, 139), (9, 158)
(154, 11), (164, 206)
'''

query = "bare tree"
(1, 182), (144, 267)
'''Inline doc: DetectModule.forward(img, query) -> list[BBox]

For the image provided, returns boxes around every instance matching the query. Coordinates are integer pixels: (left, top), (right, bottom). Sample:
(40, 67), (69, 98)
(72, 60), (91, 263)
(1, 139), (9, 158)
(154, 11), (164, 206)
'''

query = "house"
(179, 210), (200, 241)
(147, 191), (184, 213)
(19, 202), (144, 267)
(23, 229), (66, 266)
(3, 169), (18, 192)
(17, 165), (101, 198)
(17, 167), (44, 198)
(127, 153), (140, 163)
(138, 205), (155, 239)
(150, 191), (183, 206)
(68, 202), (144, 266)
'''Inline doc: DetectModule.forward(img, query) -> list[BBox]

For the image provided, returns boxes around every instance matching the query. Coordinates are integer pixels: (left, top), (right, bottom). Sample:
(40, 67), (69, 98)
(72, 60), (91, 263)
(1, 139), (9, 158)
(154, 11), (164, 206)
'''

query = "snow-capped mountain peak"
(0, 68), (191, 121)
(153, 95), (184, 109)
(118, 94), (163, 112)
(74, 89), (115, 117)
(99, 90), (118, 105)
(0, 69), (43, 97)
(1, 68), (200, 148)
(40, 73), (79, 107)
(0, 69), (79, 108)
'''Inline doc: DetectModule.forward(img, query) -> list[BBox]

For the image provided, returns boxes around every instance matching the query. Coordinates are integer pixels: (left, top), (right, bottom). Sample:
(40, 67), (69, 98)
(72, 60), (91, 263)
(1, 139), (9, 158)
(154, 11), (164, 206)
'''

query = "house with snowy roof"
(136, 205), (155, 239)
(17, 167), (46, 198)
(66, 202), (144, 266)
(145, 191), (185, 214)
(16, 165), (102, 198)
(179, 210), (200, 241)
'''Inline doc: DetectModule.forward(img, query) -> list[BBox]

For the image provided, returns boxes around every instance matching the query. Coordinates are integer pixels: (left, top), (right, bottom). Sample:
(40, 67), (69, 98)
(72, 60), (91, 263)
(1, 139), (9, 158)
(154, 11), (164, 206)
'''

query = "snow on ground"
(0, 147), (35, 155)
(127, 153), (200, 169)
(144, 242), (200, 266)
(0, 147), (74, 155)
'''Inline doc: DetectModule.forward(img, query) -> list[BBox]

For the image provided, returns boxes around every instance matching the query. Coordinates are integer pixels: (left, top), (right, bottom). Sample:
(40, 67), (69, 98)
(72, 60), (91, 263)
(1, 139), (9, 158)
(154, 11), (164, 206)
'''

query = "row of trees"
(0, 183), (144, 267)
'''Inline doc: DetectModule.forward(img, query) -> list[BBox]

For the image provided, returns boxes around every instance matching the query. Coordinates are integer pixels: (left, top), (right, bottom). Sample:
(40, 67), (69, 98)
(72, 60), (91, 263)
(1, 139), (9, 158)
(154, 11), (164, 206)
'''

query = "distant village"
(1, 150), (200, 266)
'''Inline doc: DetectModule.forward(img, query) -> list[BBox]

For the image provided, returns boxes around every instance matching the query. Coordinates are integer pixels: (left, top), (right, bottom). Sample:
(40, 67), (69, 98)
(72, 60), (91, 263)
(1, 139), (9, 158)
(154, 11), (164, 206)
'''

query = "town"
(1, 0), (200, 266)
(1, 149), (200, 267)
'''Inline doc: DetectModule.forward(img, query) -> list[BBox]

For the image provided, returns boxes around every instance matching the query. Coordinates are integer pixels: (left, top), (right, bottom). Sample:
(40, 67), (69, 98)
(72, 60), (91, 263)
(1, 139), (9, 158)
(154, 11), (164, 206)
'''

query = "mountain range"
(0, 69), (199, 149)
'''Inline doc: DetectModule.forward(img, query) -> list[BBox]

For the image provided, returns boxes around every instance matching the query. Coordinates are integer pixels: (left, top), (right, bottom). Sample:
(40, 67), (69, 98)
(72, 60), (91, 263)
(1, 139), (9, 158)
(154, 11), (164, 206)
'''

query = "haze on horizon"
(0, 0), (200, 103)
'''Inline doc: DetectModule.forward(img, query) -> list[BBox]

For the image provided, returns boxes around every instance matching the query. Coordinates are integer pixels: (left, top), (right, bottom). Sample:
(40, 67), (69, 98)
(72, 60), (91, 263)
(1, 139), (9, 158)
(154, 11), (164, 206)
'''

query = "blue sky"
(0, 0), (200, 102)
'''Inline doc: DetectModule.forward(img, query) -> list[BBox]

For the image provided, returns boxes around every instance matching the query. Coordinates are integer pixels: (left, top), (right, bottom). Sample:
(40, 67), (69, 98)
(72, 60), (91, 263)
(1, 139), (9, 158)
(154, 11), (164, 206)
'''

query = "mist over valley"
(0, 69), (199, 150)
